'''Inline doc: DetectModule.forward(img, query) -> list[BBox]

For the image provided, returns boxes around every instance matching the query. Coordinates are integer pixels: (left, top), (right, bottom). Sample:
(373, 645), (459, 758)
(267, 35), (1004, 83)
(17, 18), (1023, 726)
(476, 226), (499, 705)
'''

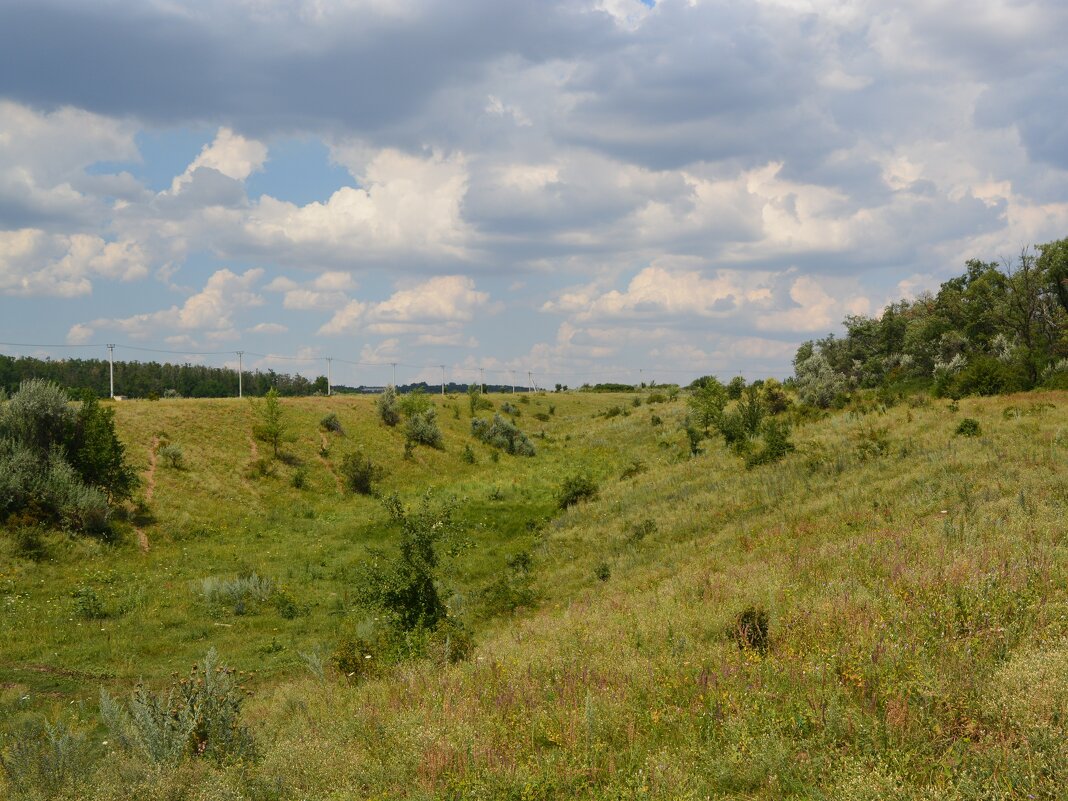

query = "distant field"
(2, 389), (1067, 799)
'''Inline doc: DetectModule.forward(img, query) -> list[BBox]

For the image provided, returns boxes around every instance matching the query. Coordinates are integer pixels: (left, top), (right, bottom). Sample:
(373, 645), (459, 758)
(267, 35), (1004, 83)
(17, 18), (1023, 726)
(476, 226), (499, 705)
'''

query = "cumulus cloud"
(0, 229), (148, 296)
(319, 275), (490, 337)
(74, 267), (264, 342)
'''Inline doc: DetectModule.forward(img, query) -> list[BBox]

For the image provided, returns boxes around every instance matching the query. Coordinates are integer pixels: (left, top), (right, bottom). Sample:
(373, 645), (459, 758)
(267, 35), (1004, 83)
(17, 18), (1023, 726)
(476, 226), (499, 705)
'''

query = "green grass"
(2, 390), (1067, 799)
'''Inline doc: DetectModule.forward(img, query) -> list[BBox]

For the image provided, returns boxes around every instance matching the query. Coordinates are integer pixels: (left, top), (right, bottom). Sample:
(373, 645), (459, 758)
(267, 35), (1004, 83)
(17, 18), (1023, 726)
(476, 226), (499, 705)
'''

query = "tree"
(251, 388), (290, 457)
(376, 385), (400, 427)
(687, 378), (727, 431)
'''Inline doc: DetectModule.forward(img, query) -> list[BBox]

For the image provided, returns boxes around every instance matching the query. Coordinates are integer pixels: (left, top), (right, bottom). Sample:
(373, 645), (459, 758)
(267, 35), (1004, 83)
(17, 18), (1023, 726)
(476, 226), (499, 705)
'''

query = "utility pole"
(510, 369), (515, 394)
(639, 367), (643, 389)
(326, 357), (332, 396)
(480, 367), (485, 394)
(440, 365), (445, 396)
(236, 351), (244, 398)
(391, 362), (397, 387)
(527, 370), (534, 393)
(107, 344), (115, 399)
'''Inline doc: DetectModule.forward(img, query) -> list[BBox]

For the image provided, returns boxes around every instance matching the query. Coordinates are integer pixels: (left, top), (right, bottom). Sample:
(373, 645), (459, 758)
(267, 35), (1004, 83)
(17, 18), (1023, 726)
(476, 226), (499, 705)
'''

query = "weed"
(72, 585), (107, 619)
(628, 518), (657, 544)
(956, 418), (982, 437)
(650, 414), (662, 426)
(99, 648), (256, 765)
(594, 561), (611, 581)
(620, 458), (646, 479)
(730, 605), (769, 654)
(0, 717), (97, 798)
(460, 443), (476, 464)
(157, 442), (185, 469)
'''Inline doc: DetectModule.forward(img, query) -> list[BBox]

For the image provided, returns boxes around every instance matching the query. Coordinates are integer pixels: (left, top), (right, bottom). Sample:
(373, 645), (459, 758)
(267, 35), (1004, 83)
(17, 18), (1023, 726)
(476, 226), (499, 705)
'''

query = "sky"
(1, 0), (1067, 388)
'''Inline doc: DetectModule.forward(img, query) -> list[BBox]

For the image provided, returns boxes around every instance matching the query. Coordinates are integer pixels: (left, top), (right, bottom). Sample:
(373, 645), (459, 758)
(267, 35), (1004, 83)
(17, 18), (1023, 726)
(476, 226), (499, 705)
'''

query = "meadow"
(1, 387), (1067, 799)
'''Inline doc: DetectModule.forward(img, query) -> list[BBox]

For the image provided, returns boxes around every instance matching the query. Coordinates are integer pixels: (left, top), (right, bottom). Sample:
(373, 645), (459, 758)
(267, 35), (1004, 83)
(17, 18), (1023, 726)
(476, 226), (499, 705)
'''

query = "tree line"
(0, 355), (327, 398)
(793, 237), (1068, 405)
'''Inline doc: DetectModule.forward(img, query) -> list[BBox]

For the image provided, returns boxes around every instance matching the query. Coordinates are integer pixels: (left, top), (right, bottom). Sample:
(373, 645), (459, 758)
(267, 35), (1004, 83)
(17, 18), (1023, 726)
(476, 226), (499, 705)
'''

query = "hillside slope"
(2, 390), (1067, 799)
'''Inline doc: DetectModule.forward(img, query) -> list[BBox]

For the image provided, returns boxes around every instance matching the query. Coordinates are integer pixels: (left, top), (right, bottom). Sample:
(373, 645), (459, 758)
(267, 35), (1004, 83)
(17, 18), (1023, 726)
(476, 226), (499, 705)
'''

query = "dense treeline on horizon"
(0, 354), (327, 398)
(793, 237), (1068, 405)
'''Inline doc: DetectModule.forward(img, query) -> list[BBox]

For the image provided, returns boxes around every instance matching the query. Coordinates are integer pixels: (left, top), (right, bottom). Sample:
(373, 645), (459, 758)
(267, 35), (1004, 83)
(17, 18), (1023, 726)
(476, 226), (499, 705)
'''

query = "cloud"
(78, 267), (264, 341)
(0, 229), (148, 296)
(247, 322), (288, 334)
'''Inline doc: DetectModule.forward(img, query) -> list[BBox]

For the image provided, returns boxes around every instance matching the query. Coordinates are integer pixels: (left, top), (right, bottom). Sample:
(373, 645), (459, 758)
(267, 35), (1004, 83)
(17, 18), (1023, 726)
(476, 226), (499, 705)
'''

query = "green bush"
(628, 518), (657, 544)
(250, 387), (293, 458)
(319, 412), (344, 435)
(404, 408), (444, 449)
(745, 419), (796, 469)
(340, 451), (384, 495)
(0, 382), (131, 534)
(477, 551), (536, 618)
(954, 355), (1025, 397)
(557, 473), (598, 509)
(620, 458), (646, 479)
(956, 417), (982, 437)
(460, 444), (476, 464)
(594, 561), (611, 582)
(471, 414), (536, 456)
(291, 466), (308, 489)
(99, 648), (256, 765)
(376, 386), (400, 427)
(399, 387), (432, 419)
(500, 401), (521, 416)
(353, 494), (468, 633)
(727, 376), (747, 399)
(9, 524), (47, 561)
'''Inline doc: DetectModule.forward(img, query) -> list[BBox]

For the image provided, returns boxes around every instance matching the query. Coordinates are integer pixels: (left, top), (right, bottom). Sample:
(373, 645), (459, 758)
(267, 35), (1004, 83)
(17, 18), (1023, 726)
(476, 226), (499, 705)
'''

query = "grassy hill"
(2, 389), (1067, 799)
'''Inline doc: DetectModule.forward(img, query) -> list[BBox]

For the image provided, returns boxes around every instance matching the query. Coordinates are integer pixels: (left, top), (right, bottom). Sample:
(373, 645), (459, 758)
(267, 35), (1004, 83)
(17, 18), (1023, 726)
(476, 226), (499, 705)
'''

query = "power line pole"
(236, 351), (243, 398)
(479, 367), (485, 394)
(326, 357), (332, 396)
(391, 362), (397, 387)
(527, 370), (534, 393)
(440, 365), (445, 396)
(510, 369), (515, 394)
(107, 344), (115, 399)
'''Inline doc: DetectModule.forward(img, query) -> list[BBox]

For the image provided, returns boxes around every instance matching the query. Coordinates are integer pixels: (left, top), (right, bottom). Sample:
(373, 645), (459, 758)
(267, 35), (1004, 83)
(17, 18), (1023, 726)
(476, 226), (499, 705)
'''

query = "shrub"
(376, 386), (400, 427)
(953, 355), (1025, 397)
(404, 408), (444, 449)
(761, 378), (791, 414)
(956, 418), (982, 437)
(319, 412), (344, 435)
(557, 473), (598, 509)
(647, 392), (668, 404)
(477, 551), (536, 618)
(460, 444), (476, 464)
(399, 387), (432, 419)
(340, 451), (384, 495)
(72, 586), (107, 619)
(0, 717), (97, 798)
(250, 388), (292, 458)
(620, 458), (646, 479)
(245, 457), (276, 479)
(99, 648), (255, 765)
(157, 443), (185, 470)
(467, 385), (493, 415)
(745, 419), (796, 469)
(594, 561), (611, 582)
(290, 466), (308, 489)
(794, 353), (848, 408)
(353, 493), (468, 632)
(731, 605), (769, 654)
(0, 383), (131, 533)
(853, 424), (890, 460)
(471, 414), (536, 456)
(650, 414), (662, 426)
(688, 379), (727, 431)
(500, 401), (521, 416)
(533, 411), (550, 422)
